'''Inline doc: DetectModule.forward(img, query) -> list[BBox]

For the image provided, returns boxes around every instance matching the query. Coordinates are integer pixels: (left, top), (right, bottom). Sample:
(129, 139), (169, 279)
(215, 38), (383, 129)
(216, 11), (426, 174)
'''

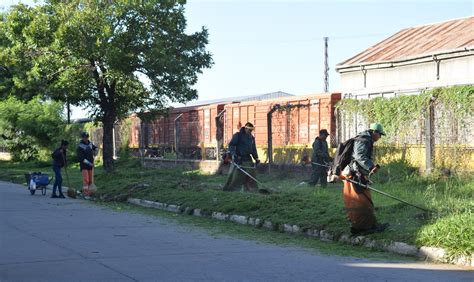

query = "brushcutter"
(311, 162), (431, 212)
(230, 160), (277, 194)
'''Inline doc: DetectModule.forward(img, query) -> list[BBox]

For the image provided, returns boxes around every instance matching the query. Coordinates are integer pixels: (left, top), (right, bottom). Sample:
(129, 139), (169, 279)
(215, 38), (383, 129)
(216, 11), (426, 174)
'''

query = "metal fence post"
(425, 97), (435, 173)
(174, 114), (183, 159)
(215, 109), (226, 161)
(139, 119), (145, 166)
(267, 109), (273, 173)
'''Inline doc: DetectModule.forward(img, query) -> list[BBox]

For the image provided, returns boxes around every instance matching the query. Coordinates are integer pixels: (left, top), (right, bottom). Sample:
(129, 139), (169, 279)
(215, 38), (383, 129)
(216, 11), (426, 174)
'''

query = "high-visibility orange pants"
(343, 178), (376, 231)
(82, 169), (94, 195)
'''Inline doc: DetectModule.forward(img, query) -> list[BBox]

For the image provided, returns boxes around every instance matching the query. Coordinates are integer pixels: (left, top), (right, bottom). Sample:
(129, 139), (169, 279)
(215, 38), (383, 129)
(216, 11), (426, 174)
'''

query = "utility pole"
(323, 37), (329, 92)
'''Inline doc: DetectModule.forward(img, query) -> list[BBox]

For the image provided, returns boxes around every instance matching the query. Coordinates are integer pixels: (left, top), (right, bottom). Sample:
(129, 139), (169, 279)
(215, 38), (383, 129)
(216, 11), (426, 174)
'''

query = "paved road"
(0, 181), (472, 282)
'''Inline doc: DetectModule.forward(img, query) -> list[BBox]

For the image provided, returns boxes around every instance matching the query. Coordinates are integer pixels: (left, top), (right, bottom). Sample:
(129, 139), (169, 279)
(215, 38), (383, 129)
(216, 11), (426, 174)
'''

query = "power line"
(211, 32), (392, 45)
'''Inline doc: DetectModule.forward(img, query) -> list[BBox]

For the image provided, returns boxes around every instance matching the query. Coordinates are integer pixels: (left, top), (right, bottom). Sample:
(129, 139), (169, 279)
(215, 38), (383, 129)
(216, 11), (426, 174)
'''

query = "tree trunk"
(102, 112), (115, 173)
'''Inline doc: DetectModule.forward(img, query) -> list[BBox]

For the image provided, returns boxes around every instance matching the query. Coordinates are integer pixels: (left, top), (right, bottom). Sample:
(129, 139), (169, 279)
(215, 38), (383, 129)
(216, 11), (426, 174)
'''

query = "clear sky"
(2, 0), (473, 118)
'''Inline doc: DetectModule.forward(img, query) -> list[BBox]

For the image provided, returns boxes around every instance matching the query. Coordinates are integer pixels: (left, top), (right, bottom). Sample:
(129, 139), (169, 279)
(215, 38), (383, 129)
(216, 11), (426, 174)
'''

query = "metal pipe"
(230, 160), (273, 193)
(344, 178), (431, 212)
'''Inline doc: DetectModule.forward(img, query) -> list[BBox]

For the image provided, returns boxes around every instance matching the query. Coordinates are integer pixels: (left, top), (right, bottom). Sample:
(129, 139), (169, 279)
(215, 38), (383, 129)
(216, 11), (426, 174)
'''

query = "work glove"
(369, 164), (380, 176)
(83, 159), (93, 167)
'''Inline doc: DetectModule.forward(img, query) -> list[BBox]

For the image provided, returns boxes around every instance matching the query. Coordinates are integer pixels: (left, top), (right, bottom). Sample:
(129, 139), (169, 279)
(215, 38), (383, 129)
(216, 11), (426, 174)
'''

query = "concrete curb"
(126, 197), (473, 267)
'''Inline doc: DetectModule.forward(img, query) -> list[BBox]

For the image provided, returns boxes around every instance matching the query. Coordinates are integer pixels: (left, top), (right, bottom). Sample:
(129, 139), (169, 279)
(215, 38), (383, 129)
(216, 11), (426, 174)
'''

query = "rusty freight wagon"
(222, 93), (341, 163)
(129, 103), (226, 159)
(129, 91), (294, 159)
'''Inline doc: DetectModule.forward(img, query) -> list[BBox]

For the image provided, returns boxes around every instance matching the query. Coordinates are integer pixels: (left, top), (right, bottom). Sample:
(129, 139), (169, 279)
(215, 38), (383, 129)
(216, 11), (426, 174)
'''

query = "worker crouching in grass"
(77, 132), (98, 198)
(342, 123), (389, 235)
(223, 122), (261, 192)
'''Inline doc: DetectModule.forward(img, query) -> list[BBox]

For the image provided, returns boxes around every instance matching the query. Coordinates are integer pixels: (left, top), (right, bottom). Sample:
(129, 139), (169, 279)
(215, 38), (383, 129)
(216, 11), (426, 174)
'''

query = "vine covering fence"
(336, 86), (474, 173)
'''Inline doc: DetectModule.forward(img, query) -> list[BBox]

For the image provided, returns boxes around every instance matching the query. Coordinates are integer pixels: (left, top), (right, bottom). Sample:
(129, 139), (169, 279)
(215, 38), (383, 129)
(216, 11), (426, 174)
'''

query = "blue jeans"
(52, 165), (63, 195)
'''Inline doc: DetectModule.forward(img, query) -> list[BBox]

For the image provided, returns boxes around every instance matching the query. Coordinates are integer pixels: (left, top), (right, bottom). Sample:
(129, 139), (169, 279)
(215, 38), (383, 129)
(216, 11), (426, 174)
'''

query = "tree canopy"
(0, 96), (66, 161)
(0, 0), (213, 171)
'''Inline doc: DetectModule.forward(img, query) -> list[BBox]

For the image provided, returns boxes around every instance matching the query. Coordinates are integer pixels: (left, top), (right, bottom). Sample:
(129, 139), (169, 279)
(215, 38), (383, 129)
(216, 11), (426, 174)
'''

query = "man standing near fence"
(223, 122), (261, 192)
(308, 129), (331, 187)
(77, 132), (97, 198)
(342, 123), (389, 235)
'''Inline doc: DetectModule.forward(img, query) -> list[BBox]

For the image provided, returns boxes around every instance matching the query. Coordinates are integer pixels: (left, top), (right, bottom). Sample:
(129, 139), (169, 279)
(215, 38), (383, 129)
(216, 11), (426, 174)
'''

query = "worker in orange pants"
(77, 132), (98, 196)
(341, 123), (389, 235)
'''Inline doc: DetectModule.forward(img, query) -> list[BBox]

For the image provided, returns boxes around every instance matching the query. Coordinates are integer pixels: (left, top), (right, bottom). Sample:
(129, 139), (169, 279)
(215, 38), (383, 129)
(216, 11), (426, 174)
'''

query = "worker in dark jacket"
(342, 123), (389, 235)
(77, 132), (97, 196)
(223, 122), (260, 192)
(309, 129), (330, 187)
(51, 140), (69, 198)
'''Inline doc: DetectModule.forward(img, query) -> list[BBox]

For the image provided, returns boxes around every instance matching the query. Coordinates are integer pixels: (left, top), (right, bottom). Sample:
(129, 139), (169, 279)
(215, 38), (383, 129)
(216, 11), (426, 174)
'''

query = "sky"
(2, 0), (473, 119)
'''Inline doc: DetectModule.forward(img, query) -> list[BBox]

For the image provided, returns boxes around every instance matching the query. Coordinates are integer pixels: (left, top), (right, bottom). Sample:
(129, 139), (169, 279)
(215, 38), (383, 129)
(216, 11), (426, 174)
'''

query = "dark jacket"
(228, 128), (258, 162)
(349, 130), (375, 176)
(77, 140), (97, 170)
(311, 137), (330, 164)
(52, 148), (67, 168)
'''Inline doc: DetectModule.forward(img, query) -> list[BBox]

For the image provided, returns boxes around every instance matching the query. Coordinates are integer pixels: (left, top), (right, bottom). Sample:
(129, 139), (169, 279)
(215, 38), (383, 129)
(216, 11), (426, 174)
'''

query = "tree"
(0, 1), (213, 172)
(0, 96), (65, 161)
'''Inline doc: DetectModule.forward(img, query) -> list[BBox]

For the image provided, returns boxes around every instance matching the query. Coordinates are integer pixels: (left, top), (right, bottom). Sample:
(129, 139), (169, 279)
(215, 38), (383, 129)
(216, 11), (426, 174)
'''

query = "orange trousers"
(343, 178), (376, 231)
(81, 169), (94, 195)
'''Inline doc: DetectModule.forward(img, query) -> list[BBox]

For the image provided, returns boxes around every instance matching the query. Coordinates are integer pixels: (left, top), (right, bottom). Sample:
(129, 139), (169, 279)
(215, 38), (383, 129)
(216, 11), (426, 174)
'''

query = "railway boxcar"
(129, 103), (227, 159)
(223, 92), (341, 163)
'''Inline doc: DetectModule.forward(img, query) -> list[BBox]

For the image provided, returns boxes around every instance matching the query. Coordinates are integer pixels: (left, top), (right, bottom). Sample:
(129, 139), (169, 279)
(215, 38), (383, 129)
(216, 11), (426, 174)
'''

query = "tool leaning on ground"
(311, 161), (431, 212)
(62, 153), (77, 199)
(230, 160), (278, 194)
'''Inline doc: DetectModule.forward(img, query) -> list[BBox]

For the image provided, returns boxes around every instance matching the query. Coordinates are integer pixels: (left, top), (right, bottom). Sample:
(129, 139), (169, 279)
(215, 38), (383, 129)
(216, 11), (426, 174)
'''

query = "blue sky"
(2, 0), (473, 118)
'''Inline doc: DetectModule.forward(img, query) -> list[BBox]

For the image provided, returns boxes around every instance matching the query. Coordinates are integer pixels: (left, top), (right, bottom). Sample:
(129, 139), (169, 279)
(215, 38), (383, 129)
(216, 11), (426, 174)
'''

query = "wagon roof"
(178, 91), (294, 107)
(226, 92), (341, 107)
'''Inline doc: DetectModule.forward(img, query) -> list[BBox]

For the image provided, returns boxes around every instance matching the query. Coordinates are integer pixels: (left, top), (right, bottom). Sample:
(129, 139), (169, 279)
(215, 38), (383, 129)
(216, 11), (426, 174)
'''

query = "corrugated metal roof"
(337, 17), (474, 68)
(181, 91), (294, 107)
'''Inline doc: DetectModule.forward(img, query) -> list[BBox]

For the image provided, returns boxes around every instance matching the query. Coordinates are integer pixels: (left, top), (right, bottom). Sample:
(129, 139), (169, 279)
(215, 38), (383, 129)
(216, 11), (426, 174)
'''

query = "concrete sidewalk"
(0, 181), (472, 281)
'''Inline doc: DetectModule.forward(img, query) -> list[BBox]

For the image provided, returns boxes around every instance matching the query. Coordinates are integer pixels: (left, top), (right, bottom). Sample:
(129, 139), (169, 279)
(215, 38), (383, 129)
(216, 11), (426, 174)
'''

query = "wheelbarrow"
(25, 172), (53, 196)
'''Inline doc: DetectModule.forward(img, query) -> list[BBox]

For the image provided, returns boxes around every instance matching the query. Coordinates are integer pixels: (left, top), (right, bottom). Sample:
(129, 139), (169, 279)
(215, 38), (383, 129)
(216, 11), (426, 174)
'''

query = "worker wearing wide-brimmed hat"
(308, 129), (331, 187)
(342, 123), (389, 235)
(223, 122), (260, 192)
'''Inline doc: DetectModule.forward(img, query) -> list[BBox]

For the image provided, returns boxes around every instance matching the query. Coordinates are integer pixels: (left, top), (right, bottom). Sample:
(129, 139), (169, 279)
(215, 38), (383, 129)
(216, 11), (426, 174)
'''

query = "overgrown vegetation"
(336, 86), (474, 172)
(336, 85), (474, 141)
(1, 159), (472, 258)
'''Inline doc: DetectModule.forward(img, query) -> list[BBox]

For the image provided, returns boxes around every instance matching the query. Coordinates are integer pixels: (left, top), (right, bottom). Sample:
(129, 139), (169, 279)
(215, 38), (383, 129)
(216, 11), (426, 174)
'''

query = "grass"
(1, 158), (472, 259)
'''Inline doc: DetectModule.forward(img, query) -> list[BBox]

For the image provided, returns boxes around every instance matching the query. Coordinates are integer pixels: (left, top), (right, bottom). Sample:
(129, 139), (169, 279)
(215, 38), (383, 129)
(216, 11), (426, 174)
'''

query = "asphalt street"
(0, 180), (472, 281)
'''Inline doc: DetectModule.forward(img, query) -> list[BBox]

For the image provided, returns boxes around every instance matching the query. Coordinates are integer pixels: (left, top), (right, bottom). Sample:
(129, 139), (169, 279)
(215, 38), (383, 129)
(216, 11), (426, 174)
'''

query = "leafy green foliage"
(0, 96), (66, 161)
(336, 86), (473, 142)
(1, 1), (213, 171)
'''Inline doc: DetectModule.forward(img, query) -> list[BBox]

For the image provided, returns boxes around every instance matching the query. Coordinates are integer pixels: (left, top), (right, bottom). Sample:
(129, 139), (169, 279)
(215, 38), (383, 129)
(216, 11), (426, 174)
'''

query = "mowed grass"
(1, 159), (472, 258)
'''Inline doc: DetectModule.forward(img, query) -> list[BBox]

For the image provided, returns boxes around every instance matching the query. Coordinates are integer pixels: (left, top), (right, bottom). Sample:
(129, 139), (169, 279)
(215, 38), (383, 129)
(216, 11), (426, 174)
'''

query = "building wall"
(339, 55), (474, 96)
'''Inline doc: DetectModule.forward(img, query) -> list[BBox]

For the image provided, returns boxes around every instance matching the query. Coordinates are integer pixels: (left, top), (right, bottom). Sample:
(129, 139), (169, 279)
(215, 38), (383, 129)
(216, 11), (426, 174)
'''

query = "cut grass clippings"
(1, 159), (472, 259)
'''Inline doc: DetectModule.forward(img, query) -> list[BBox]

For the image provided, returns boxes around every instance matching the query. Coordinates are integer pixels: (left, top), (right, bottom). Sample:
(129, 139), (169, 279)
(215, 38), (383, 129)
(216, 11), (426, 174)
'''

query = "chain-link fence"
(134, 110), (221, 161)
(336, 89), (474, 173)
